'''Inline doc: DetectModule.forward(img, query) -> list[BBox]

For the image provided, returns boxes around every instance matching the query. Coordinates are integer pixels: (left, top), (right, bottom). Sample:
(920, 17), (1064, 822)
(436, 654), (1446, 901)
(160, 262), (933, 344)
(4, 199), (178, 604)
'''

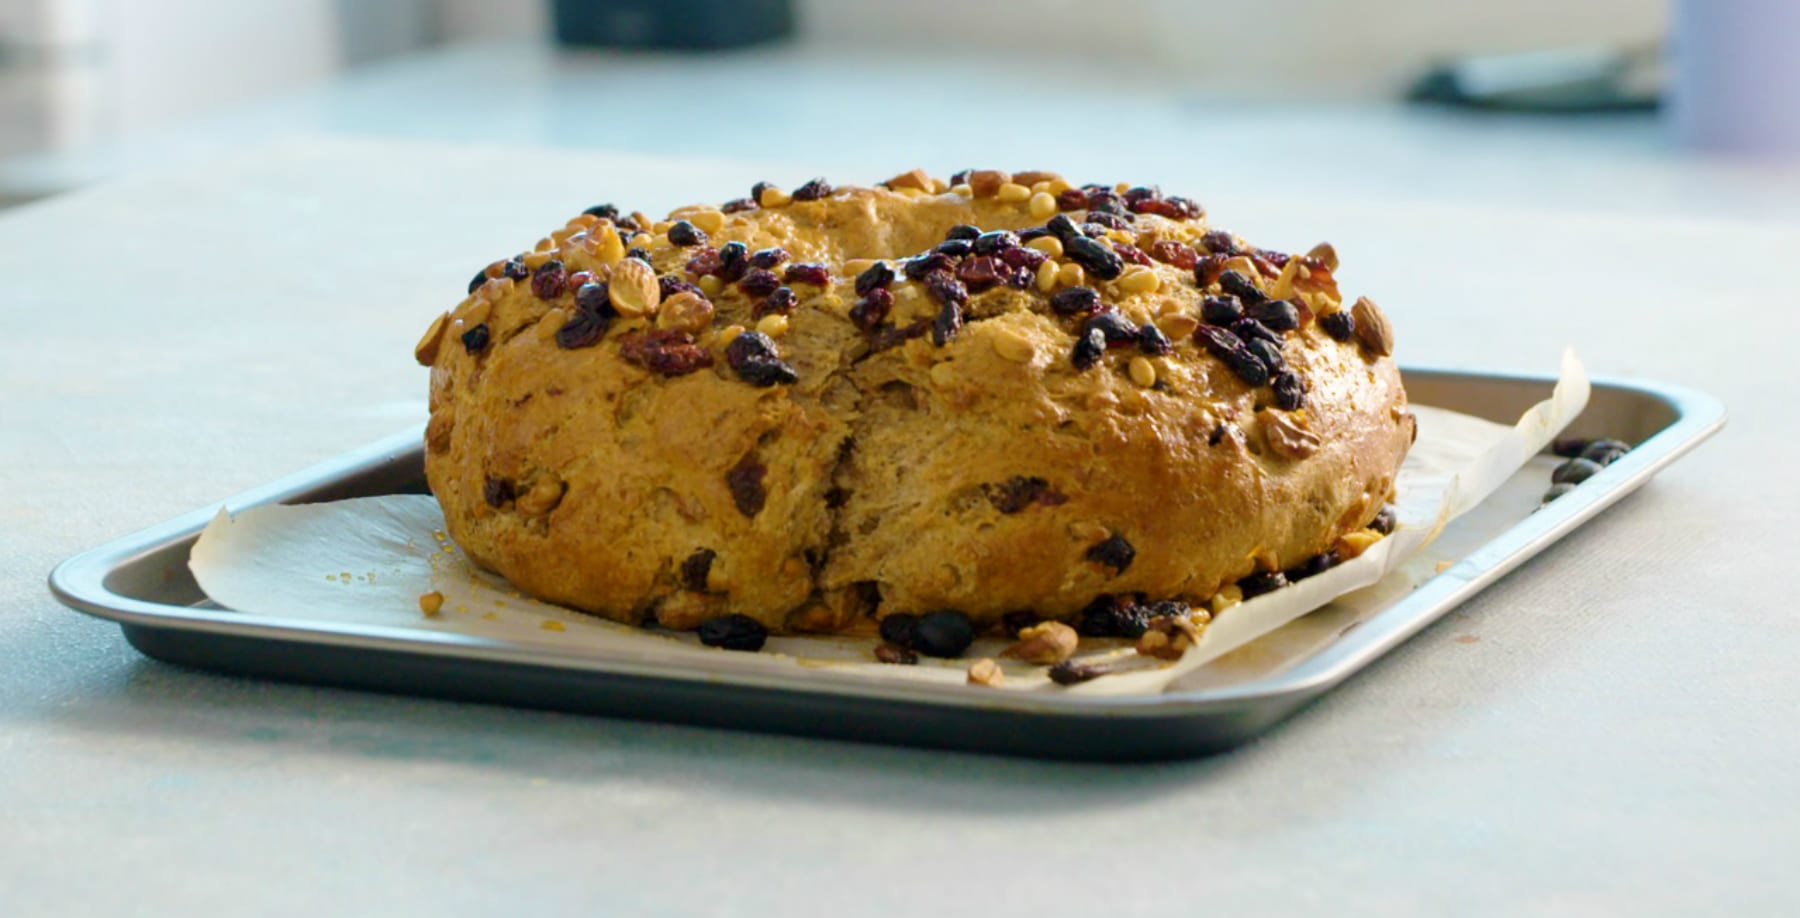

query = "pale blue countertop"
(1, 42), (1795, 917)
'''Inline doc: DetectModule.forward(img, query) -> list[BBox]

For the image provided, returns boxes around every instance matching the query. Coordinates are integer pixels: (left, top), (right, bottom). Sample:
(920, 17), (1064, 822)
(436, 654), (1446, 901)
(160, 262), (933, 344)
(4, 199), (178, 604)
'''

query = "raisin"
(1113, 243), (1152, 267)
(1271, 370), (1305, 410)
(783, 263), (830, 286)
(1371, 505), (1397, 534)
(1579, 439), (1632, 465)
(1064, 235), (1124, 280)
(530, 260), (568, 299)
(1193, 254), (1228, 286)
(1085, 534), (1135, 574)
(878, 613), (919, 648)
(1148, 240), (1199, 270)
(1049, 285), (1103, 317)
(954, 255), (1002, 292)
(792, 177), (832, 201)
(581, 203), (619, 220)
(738, 268), (781, 297)
(1071, 327), (1106, 370)
(460, 323), (490, 353)
(1122, 185), (1159, 207)
(1137, 324), (1173, 356)
(1085, 212), (1132, 232)
(905, 252), (954, 281)
(727, 453), (766, 517)
(748, 247), (788, 269)
(1217, 269), (1266, 304)
(874, 644), (919, 665)
(925, 270), (968, 307)
(870, 320), (930, 352)
(573, 281), (615, 316)
(1247, 299), (1300, 332)
(1319, 310), (1355, 341)
(556, 303), (610, 349)
(1046, 213), (1084, 242)
(1163, 196), (1203, 219)
(974, 230), (1020, 256)
(750, 181), (775, 202)
(1552, 457), (1603, 485)
(1076, 595), (1178, 639)
(721, 197), (756, 214)
(949, 169), (972, 186)
(850, 288), (894, 331)
(1231, 318), (1283, 347)
(685, 246), (722, 277)
(1285, 550), (1340, 582)
(945, 223), (981, 241)
(1005, 265), (1035, 289)
(1194, 325), (1270, 387)
(1542, 482), (1578, 504)
(1243, 339), (1284, 376)
(625, 248), (651, 263)
(756, 286), (798, 319)
(1081, 311), (1138, 348)
(1201, 229), (1238, 255)
(1552, 438), (1593, 458)
(931, 299), (963, 346)
(613, 214), (642, 233)
(667, 220), (707, 247)
(725, 331), (799, 386)
(467, 267), (491, 294)
(717, 241), (749, 281)
(1049, 661), (1103, 685)
(697, 614), (768, 652)
(1085, 189), (1127, 215)
(983, 476), (1067, 513)
(680, 548), (716, 592)
(911, 611), (975, 658)
(1238, 570), (1288, 598)
(1055, 188), (1087, 211)
(618, 329), (715, 377)
(935, 238), (975, 258)
(659, 276), (702, 300)
(855, 261), (895, 296)
(998, 245), (1047, 270)
(1208, 424), (1228, 446)
(482, 476), (514, 508)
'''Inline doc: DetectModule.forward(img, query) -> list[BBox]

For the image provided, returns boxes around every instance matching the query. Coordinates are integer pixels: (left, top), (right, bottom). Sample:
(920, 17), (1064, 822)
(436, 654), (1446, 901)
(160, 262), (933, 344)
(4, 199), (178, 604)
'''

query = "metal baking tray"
(48, 368), (1723, 761)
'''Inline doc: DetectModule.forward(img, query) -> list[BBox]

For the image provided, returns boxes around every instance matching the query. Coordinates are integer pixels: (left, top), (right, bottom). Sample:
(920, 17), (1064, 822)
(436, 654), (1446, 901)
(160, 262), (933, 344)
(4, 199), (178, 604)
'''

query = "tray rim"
(47, 366), (1727, 720)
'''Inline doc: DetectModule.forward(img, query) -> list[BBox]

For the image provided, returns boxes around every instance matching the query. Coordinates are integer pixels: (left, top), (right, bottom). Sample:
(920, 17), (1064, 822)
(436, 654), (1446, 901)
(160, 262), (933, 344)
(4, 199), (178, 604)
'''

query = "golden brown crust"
(419, 176), (1412, 632)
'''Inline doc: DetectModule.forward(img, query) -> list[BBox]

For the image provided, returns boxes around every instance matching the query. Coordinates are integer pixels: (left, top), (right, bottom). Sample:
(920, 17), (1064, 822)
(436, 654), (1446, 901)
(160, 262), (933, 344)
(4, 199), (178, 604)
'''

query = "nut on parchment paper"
(1136, 614), (1205, 661)
(966, 657), (1004, 687)
(1000, 621), (1079, 665)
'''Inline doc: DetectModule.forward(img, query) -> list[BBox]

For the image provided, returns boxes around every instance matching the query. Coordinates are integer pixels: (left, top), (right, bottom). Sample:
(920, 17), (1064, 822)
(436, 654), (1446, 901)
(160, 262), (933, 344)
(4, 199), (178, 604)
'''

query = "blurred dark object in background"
(552, 0), (794, 50)
(1409, 45), (1662, 114)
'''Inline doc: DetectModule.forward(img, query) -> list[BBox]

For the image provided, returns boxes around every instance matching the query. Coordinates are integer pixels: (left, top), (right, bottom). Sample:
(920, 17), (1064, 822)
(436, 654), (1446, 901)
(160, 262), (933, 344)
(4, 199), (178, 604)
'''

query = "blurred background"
(1, 0), (1795, 215)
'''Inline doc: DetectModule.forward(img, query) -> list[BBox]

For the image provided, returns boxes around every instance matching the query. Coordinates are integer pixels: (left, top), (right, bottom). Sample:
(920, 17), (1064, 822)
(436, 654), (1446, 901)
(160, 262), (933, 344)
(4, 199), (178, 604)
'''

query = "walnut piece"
(1263, 410), (1322, 459)
(1001, 621), (1079, 665)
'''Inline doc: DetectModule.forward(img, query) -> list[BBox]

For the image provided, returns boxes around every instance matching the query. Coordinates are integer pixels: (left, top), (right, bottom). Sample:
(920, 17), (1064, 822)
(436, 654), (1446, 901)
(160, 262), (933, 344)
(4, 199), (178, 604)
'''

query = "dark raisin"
(1086, 189), (1127, 215)
(1271, 370), (1306, 411)
(945, 224), (981, 241)
(1047, 213), (1084, 242)
(999, 245), (1047, 270)
(659, 275), (701, 300)
(750, 181), (775, 203)
(468, 267), (492, 294)
(748, 247), (788, 269)
(1085, 534), (1135, 574)
(530, 260), (568, 299)
(1071, 328), (1106, 370)
(1049, 660), (1103, 685)
(1552, 438), (1592, 458)
(874, 644), (919, 665)
(1201, 295), (1244, 326)
(574, 281), (615, 316)
(680, 548), (716, 592)
(1217, 269), (1266, 304)
(1319, 310), (1355, 341)
(783, 263), (830, 286)
(725, 331), (799, 386)
(931, 299), (963, 346)
(738, 268), (781, 297)
(948, 169), (972, 186)
(460, 323), (490, 353)
(1552, 457), (1604, 485)
(556, 305), (610, 349)
(1137, 324), (1173, 356)
(1122, 185), (1159, 206)
(1049, 285), (1103, 317)
(581, 203), (619, 220)
(855, 261), (895, 296)
(1077, 595), (1155, 638)
(792, 177), (832, 201)
(925, 270), (968, 307)
(878, 613), (919, 648)
(1371, 505), (1397, 534)
(721, 197), (756, 214)
(1113, 243), (1152, 267)
(1004, 265), (1035, 289)
(625, 248), (652, 263)
(954, 255), (1002, 292)
(1231, 317), (1283, 347)
(1285, 550), (1340, 582)
(911, 611), (975, 658)
(1194, 325), (1270, 387)
(1164, 196), (1203, 219)
(850, 288), (894, 331)
(905, 252), (954, 282)
(613, 214), (641, 233)
(1579, 439), (1632, 464)
(1082, 312), (1138, 348)
(973, 230), (1020, 256)
(717, 241), (749, 281)
(1148, 240), (1199, 270)
(1064, 235), (1124, 280)
(727, 454), (766, 517)
(1246, 337), (1285, 375)
(1238, 570), (1288, 598)
(1208, 424), (1228, 446)
(618, 329), (715, 377)
(1085, 212), (1132, 232)
(1541, 482), (1578, 504)
(482, 476), (514, 508)
(984, 476), (1067, 513)
(685, 246), (722, 277)
(1247, 299), (1300, 332)
(934, 238), (975, 258)
(1201, 229), (1238, 255)
(756, 287), (798, 319)
(697, 614), (768, 652)
(667, 220), (707, 247)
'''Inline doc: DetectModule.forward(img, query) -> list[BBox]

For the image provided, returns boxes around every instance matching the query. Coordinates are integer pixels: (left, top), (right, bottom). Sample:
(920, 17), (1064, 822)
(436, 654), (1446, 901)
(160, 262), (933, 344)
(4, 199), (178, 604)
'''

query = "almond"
(1001, 621), (1079, 665)
(1351, 296), (1394, 356)
(414, 312), (448, 366)
(966, 657), (1004, 687)
(884, 168), (933, 192)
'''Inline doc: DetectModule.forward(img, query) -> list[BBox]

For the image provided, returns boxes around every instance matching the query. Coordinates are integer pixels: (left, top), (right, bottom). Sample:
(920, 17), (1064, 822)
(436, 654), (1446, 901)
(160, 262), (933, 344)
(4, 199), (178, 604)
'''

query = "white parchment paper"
(189, 351), (1590, 695)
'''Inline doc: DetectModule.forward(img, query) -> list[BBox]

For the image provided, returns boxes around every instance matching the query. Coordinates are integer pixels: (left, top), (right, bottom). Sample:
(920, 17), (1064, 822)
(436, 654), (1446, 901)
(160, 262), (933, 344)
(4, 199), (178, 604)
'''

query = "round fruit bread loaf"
(413, 170), (1414, 635)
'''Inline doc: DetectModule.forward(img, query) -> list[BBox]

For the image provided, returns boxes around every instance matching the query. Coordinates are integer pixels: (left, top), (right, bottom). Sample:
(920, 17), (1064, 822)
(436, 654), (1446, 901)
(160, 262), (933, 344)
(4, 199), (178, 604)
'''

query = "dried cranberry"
(483, 476), (514, 508)
(681, 549), (716, 592)
(725, 330), (799, 386)
(738, 268), (781, 297)
(855, 261), (895, 295)
(1238, 570), (1288, 598)
(530, 260), (567, 299)
(756, 286), (798, 318)
(1246, 337), (1285, 374)
(721, 197), (756, 214)
(697, 614), (768, 652)
(905, 252), (954, 281)
(1319, 310), (1355, 342)
(850, 288), (893, 331)
(667, 220), (707, 247)
(791, 178), (832, 201)
(1081, 312), (1138, 348)
(1202, 230), (1239, 255)
(1163, 196), (1203, 220)
(1148, 240), (1199, 270)
(931, 300), (963, 346)
(783, 262), (830, 286)
(878, 613), (919, 648)
(934, 238), (975, 258)
(1137, 324), (1173, 356)
(973, 230), (1019, 256)
(1247, 299), (1299, 332)
(911, 611), (974, 658)
(1064, 236), (1124, 280)
(1371, 505), (1398, 533)
(924, 270), (967, 307)
(748, 247), (788, 269)
(1049, 286), (1103, 317)
(1271, 370), (1306, 410)
(1113, 242), (1152, 267)
(717, 241), (749, 281)
(726, 453), (767, 517)
(1055, 188), (1087, 211)
(998, 246), (1047, 270)
(1070, 327), (1106, 370)
(984, 476), (1067, 514)
(1202, 295), (1245, 326)
(1217, 269), (1265, 304)
(618, 329), (714, 377)
(659, 275), (702, 299)
(945, 224), (981, 241)
(1085, 534), (1135, 574)
(954, 256), (1002, 292)
(1195, 325), (1270, 387)
(460, 323), (490, 353)
(685, 246), (722, 277)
